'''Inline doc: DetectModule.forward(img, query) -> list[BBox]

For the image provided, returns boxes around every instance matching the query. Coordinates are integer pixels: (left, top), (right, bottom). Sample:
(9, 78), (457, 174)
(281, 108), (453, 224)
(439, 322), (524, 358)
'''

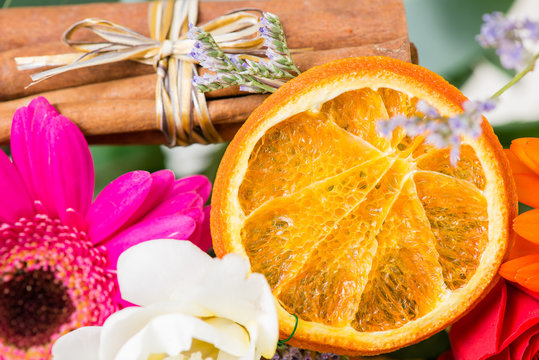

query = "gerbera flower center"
(0, 269), (74, 349)
(0, 212), (117, 358)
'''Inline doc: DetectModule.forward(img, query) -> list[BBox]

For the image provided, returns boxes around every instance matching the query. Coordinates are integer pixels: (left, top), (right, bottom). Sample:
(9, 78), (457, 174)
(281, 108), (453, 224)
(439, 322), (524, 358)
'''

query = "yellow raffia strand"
(15, 0), (268, 146)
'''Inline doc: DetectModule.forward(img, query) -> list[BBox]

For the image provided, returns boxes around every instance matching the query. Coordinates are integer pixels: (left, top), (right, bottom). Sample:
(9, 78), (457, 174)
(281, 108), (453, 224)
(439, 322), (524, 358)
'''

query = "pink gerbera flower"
(0, 97), (212, 359)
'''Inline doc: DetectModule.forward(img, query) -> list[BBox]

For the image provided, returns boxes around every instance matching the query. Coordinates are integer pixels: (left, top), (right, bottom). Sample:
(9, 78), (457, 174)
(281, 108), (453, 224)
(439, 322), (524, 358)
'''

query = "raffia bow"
(15, 0), (268, 146)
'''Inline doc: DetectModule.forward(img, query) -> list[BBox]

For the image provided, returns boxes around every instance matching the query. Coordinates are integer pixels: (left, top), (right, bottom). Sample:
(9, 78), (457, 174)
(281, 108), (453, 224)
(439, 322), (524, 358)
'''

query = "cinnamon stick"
(0, 0), (408, 52)
(0, 95), (267, 146)
(0, 41), (412, 145)
(0, 0), (410, 100)
(1, 37), (410, 102)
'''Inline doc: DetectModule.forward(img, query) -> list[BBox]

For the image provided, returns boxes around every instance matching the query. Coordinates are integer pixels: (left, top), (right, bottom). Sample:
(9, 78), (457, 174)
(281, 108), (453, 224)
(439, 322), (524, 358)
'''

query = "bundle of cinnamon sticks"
(0, 0), (413, 145)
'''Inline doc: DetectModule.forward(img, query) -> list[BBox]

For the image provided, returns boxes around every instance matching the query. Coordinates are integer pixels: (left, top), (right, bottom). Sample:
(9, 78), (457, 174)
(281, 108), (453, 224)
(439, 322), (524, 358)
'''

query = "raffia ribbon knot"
(15, 0), (267, 146)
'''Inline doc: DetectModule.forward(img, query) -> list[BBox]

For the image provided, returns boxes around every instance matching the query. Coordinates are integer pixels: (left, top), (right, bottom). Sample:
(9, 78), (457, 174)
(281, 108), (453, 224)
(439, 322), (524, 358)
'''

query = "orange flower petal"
(511, 138), (539, 176)
(513, 173), (539, 208)
(523, 275), (539, 292)
(514, 209), (539, 244)
(508, 234), (539, 260)
(504, 148), (535, 175)
(514, 262), (539, 283)
(499, 253), (539, 280)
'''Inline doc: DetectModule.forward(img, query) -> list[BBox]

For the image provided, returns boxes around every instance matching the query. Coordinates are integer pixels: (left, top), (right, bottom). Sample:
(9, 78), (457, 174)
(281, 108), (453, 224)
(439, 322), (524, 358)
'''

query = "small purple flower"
(376, 116), (401, 137)
(477, 12), (539, 70)
(498, 43), (527, 69)
(477, 12), (516, 48)
(524, 18), (539, 41)
(377, 99), (496, 166)
(229, 54), (244, 69)
(416, 99), (440, 118)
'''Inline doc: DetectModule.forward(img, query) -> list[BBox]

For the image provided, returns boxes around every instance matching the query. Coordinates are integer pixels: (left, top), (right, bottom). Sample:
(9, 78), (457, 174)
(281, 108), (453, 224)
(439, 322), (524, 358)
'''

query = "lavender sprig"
(377, 99), (497, 166)
(477, 12), (539, 99)
(188, 12), (300, 94)
(260, 12), (300, 75)
(377, 12), (539, 167)
(477, 12), (539, 70)
(188, 26), (276, 93)
(270, 343), (347, 360)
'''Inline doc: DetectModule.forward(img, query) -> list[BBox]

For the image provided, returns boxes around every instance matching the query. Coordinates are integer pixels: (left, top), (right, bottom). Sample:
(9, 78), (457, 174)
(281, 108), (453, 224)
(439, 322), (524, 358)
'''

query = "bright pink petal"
(135, 190), (212, 251)
(45, 114), (94, 221)
(172, 175), (211, 202)
(87, 171), (152, 244)
(102, 214), (196, 269)
(142, 192), (203, 221)
(0, 150), (33, 222)
(125, 170), (174, 224)
(11, 98), (57, 214)
(450, 280), (506, 360)
(10, 97), (94, 220)
(499, 283), (539, 349)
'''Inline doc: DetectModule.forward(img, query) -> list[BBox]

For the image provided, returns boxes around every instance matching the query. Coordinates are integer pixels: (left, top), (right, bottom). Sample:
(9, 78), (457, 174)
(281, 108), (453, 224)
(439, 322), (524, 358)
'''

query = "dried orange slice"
(210, 57), (516, 355)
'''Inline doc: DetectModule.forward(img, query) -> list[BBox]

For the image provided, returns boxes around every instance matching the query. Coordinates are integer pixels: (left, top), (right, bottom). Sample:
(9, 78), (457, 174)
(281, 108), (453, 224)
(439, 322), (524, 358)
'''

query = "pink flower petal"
(125, 170), (175, 225)
(87, 171), (153, 244)
(498, 283), (539, 349)
(11, 98), (57, 214)
(143, 192), (204, 221)
(10, 97), (94, 220)
(0, 150), (33, 222)
(450, 280), (507, 360)
(45, 114), (94, 221)
(103, 214), (196, 268)
(172, 175), (211, 202)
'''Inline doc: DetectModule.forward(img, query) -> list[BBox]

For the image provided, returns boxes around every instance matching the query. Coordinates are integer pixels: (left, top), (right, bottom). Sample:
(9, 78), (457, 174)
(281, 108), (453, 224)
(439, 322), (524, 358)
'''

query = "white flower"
(51, 240), (278, 360)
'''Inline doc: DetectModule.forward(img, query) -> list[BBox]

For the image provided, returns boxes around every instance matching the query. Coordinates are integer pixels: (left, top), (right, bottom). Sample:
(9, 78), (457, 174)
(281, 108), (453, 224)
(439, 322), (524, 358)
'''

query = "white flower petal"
(114, 314), (250, 359)
(99, 306), (144, 360)
(100, 303), (213, 360)
(51, 326), (101, 360)
(117, 239), (211, 306)
(170, 254), (278, 358)
(204, 317), (250, 356)
(217, 350), (241, 360)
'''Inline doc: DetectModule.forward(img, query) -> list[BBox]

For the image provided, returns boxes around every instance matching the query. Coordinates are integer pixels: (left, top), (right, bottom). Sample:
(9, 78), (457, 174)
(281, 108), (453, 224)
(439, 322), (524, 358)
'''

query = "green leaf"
(386, 330), (451, 359)
(90, 145), (165, 194)
(493, 121), (539, 148)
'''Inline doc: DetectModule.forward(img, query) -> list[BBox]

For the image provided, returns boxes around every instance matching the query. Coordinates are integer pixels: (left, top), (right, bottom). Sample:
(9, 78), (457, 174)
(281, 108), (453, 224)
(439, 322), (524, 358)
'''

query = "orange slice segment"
(353, 176), (447, 332)
(211, 56), (516, 355)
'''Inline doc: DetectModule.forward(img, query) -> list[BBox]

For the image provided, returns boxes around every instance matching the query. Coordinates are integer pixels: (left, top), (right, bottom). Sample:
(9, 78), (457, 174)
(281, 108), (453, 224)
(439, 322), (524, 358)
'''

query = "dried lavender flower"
(377, 99), (497, 166)
(477, 12), (539, 70)
(188, 25), (277, 93)
(259, 12), (300, 75)
(188, 12), (300, 94)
